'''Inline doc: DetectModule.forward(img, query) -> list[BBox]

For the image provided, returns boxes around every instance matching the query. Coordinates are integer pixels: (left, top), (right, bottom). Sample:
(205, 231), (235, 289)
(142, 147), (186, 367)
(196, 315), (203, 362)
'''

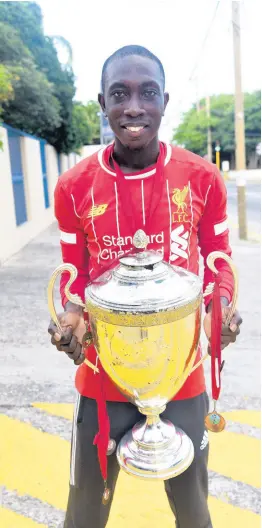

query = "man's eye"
(112, 91), (126, 98)
(143, 90), (157, 98)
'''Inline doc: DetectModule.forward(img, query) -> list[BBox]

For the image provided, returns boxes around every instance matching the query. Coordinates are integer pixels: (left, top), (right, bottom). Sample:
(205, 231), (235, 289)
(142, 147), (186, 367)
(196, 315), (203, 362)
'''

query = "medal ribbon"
(106, 142), (169, 261)
(210, 272), (223, 401)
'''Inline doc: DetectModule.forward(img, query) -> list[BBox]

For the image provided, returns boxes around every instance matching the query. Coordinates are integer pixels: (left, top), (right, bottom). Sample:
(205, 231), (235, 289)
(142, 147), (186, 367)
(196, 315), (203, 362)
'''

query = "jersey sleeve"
(198, 167), (234, 309)
(54, 179), (90, 308)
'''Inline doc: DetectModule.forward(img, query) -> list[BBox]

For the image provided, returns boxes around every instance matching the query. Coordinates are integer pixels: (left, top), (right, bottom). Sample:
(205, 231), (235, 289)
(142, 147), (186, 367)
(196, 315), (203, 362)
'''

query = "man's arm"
(198, 167), (233, 310)
(54, 179), (90, 309)
(198, 167), (242, 349)
(47, 179), (90, 364)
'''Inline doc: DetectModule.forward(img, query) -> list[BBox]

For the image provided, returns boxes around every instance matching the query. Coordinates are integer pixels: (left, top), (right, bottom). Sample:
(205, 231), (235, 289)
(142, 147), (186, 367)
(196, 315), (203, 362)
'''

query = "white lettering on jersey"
(102, 232), (164, 247)
(170, 225), (189, 262)
(200, 430), (209, 451)
(100, 246), (164, 261)
(100, 231), (164, 260)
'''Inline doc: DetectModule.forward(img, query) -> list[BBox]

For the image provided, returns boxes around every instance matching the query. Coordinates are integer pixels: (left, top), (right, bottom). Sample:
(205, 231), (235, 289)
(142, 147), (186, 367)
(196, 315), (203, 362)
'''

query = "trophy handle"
(191, 251), (238, 373)
(47, 263), (86, 334)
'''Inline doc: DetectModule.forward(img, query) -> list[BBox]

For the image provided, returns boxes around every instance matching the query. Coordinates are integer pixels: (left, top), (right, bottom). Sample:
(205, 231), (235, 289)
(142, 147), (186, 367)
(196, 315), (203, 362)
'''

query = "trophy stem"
(134, 406), (173, 449)
(116, 406), (194, 480)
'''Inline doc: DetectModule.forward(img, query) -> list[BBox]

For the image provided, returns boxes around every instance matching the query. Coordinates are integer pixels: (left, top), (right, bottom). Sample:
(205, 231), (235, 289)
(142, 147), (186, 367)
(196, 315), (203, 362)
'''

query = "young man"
(48, 45), (242, 528)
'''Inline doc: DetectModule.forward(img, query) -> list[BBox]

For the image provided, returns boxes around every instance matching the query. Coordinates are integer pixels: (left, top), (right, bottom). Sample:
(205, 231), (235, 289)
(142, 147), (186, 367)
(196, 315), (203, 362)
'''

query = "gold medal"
(205, 401), (226, 433)
(102, 486), (111, 505)
(107, 439), (116, 455)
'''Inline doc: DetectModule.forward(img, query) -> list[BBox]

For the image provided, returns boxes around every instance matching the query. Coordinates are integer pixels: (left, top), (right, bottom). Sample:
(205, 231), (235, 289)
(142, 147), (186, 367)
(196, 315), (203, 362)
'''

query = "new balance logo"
(200, 431), (209, 451)
(88, 204), (108, 218)
(170, 225), (189, 262)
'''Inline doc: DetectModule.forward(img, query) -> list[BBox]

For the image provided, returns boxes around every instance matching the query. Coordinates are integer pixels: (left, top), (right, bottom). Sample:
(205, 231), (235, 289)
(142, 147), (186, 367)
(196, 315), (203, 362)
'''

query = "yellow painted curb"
(32, 402), (74, 421)
(0, 415), (69, 510)
(223, 410), (261, 428)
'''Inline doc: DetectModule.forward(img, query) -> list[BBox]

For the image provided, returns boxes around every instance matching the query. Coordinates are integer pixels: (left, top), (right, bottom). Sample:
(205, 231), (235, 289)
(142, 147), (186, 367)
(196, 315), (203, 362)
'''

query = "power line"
(167, 0), (222, 123)
(188, 1), (221, 83)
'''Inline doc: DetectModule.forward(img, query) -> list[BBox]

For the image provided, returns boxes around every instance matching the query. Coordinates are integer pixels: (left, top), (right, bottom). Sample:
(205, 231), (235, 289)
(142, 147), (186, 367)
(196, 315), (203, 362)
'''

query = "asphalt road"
(226, 182), (261, 230)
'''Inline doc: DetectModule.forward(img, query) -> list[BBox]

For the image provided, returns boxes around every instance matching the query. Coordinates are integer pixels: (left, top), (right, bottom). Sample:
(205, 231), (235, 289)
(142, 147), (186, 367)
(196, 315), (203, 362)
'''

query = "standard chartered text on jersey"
(100, 232), (164, 260)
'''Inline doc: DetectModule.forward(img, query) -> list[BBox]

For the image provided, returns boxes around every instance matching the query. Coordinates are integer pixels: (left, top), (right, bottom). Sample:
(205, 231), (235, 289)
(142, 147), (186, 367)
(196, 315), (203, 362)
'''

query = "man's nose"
(124, 96), (146, 117)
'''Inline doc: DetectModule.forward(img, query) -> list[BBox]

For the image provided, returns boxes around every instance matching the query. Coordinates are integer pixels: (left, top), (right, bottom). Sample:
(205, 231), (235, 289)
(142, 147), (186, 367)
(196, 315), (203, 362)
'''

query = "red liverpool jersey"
(54, 143), (234, 401)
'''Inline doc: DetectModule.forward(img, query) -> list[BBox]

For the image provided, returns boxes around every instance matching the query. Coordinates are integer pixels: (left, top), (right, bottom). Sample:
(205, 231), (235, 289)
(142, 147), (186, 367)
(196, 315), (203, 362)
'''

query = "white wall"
(0, 127), (81, 265)
(68, 153), (76, 168)
(45, 144), (59, 207)
(81, 144), (102, 160)
(0, 128), (18, 262)
(21, 136), (46, 221)
(60, 154), (69, 173)
(0, 128), (54, 263)
(0, 126), (77, 264)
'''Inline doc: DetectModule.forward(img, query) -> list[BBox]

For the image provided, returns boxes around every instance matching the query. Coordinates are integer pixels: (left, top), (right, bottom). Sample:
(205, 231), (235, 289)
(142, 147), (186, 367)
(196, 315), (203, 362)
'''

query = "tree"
(0, 22), (61, 137)
(0, 64), (14, 109)
(71, 103), (92, 152)
(173, 106), (209, 157)
(0, 2), (76, 153)
(0, 63), (14, 149)
(50, 36), (73, 68)
(3, 60), (62, 136)
(173, 92), (261, 166)
(0, 21), (32, 64)
(84, 100), (101, 144)
(0, 2), (98, 153)
(243, 92), (261, 161)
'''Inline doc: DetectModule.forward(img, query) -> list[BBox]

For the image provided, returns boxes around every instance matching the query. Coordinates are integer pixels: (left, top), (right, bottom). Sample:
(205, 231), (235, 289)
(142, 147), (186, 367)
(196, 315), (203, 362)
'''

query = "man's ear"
(98, 93), (106, 115)
(163, 92), (169, 114)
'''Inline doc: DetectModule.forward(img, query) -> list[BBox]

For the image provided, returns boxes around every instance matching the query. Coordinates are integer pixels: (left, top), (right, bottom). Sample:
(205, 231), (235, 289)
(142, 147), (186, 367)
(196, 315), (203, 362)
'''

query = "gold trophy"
(48, 231), (237, 480)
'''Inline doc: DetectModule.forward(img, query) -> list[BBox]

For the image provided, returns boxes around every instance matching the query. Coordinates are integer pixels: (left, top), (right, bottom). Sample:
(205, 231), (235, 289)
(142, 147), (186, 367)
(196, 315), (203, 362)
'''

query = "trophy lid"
(85, 250), (202, 326)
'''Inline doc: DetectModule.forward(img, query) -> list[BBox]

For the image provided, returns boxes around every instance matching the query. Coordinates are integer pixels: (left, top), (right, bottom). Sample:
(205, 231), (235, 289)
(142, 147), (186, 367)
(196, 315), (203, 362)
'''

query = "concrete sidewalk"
(0, 221), (260, 527)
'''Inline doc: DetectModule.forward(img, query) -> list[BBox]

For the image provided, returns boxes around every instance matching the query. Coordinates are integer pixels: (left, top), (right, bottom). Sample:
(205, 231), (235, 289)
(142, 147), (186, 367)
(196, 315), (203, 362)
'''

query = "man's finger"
(51, 335), (61, 347)
(57, 326), (73, 346)
(48, 320), (58, 337)
(65, 342), (83, 362)
(229, 312), (243, 332)
(73, 343), (85, 365)
(221, 325), (240, 337)
(62, 335), (78, 354)
(230, 319), (243, 332)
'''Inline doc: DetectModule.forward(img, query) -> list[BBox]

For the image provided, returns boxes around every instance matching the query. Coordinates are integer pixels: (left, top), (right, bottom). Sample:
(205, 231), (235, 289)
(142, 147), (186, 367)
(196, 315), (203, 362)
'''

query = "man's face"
(99, 55), (169, 150)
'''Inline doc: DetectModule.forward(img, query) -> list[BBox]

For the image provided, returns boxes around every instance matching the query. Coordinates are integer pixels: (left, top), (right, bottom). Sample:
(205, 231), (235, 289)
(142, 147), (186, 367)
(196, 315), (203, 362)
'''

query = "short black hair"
(101, 45), (165, 93)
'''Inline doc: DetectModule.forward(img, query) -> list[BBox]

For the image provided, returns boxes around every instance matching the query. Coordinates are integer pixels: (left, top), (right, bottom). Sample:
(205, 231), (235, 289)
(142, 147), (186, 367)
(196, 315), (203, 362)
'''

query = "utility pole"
(232, 0), (246, 170)
(232, 0), (247, 239)
(215, 141), (221, 170)
(206, 95), (212, 162)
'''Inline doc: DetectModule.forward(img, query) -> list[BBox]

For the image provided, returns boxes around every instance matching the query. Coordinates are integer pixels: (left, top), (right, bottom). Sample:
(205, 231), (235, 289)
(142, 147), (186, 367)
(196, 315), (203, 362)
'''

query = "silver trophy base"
(116, 413), (194, 480)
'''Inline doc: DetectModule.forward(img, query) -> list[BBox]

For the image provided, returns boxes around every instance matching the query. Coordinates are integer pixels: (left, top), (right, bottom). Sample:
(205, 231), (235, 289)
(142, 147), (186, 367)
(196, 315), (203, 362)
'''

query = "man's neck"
(113, 136), (160, 173)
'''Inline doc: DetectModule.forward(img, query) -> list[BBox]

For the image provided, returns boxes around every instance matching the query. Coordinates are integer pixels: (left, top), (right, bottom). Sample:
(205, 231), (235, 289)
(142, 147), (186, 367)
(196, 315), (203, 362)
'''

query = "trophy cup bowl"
(48, 248), (204, 480)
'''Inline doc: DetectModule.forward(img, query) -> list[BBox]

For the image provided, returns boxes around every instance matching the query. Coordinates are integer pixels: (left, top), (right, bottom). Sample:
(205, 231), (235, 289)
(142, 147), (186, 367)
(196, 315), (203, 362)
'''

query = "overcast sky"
(37, 0), (260, 140)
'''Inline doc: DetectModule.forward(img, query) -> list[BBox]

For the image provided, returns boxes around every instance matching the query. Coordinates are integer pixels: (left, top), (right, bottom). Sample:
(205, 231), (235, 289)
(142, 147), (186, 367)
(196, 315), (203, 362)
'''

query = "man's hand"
(48, 302), (87, 365)
(203, 301), (243, 352)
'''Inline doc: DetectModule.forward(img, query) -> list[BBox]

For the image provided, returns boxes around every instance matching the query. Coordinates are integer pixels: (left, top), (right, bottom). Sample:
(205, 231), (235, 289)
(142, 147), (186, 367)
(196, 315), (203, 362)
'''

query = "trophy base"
(117, 416), (194, 480)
